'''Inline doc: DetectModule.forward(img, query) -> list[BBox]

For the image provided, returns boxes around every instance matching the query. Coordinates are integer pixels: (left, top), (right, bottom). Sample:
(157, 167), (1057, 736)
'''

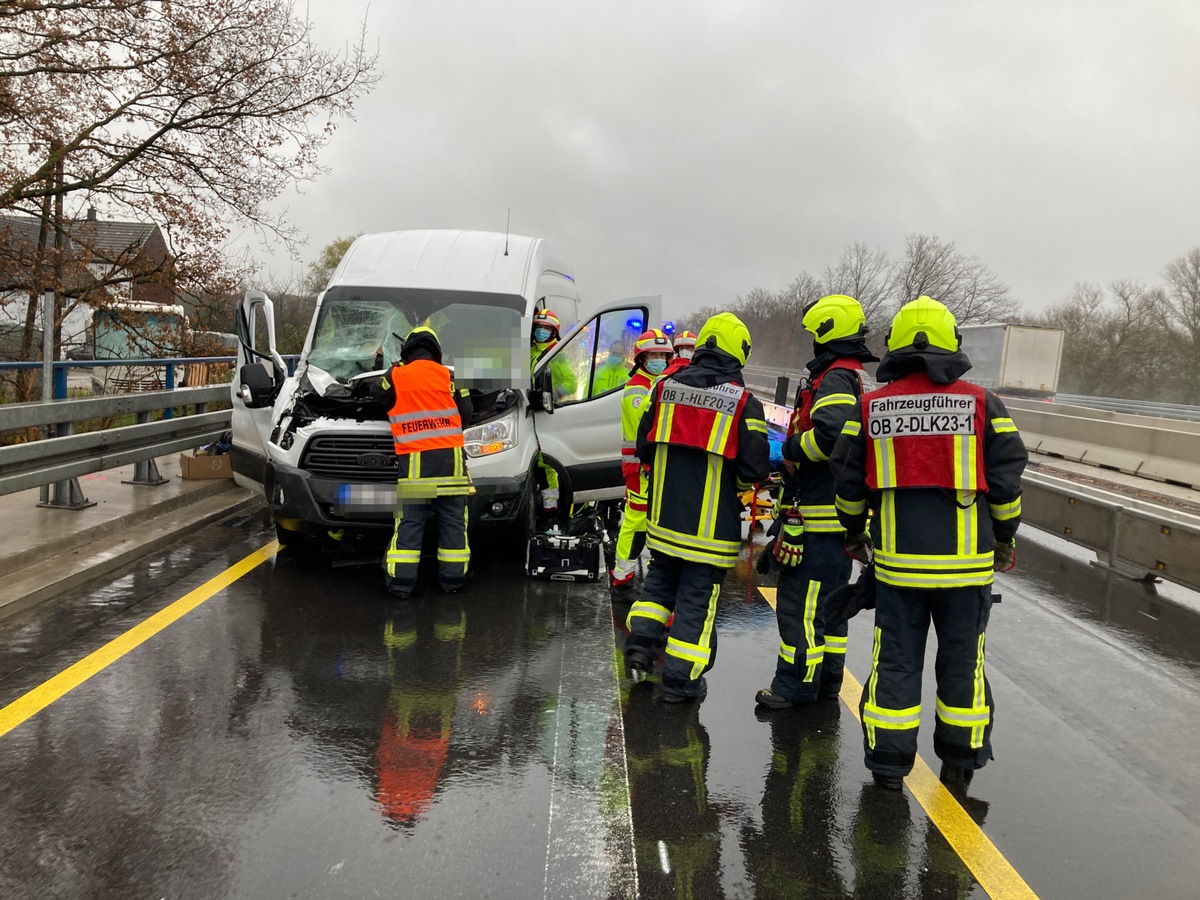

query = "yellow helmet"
(802, 294), (867, 344)
(401, 324), (442, 362)
(696, 312), (752, 366)
(886, 296), (960, 352)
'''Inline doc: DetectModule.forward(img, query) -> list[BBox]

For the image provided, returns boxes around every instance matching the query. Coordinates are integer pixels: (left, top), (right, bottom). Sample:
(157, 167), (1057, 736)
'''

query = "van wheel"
(275, 522), (316, 556)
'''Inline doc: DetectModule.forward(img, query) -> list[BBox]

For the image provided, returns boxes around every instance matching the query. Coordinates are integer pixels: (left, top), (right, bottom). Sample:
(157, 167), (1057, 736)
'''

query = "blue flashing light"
(663, 321), (675, 334)
(627, 317), (643, 331)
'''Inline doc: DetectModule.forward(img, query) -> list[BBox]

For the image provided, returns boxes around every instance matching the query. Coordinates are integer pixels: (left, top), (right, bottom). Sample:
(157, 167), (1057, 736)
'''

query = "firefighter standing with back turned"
(611, 328), (674, 601)
(755, 294), (877, 709)
(828, 296), (1027, 790)
(377, 326), (475, 599)
(624, 313), (771, 702)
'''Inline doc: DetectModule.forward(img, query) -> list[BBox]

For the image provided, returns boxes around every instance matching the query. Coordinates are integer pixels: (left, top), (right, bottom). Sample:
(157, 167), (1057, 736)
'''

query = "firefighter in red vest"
(624, 313), (771, 702)
(376, 326), (475, 598)
(829, 296), (1027, 791)
(611, 328), (674, 601)
(660, 330), (698, 379)
(755, 294), (878, 710)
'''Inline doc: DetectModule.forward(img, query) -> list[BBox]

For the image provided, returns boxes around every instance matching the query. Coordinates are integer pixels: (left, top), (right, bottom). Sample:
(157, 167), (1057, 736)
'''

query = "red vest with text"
(862, 372), (987, 491)
(387, 360), (464, 455)
(787, 358), (866, 440)
(645, 377), (750, 460)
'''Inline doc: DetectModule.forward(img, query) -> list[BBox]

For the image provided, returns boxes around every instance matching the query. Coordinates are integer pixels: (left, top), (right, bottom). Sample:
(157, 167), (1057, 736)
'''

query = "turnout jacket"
(782, 355), (867, 534)
(829, 349), (1027, 589)
(636, 348), (772, 568)
(373, 352), (474, 496)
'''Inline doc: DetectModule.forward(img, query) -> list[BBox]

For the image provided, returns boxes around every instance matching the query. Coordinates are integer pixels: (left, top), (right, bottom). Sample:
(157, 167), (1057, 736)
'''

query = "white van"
(229, 229), (660, 548)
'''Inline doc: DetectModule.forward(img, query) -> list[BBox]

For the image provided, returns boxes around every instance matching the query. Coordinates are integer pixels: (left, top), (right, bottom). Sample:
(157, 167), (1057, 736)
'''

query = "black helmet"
(401, 325), (442, 363)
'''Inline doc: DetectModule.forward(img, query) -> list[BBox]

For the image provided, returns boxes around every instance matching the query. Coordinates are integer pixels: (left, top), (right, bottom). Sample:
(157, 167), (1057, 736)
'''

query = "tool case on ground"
(526, 509), (605, 582)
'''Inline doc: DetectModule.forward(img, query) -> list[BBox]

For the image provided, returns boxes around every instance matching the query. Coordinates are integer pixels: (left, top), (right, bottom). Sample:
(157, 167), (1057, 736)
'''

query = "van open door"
(230, 289), (288, 489)
(531, 296), (661, 503)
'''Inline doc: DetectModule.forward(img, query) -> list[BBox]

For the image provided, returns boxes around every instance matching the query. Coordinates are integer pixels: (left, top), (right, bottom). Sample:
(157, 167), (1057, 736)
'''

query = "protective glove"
(994, 540), (1016, 573)
(844, 531), (874, 565)
(823, 564), (877, 625)
(773, 507), (805, 567)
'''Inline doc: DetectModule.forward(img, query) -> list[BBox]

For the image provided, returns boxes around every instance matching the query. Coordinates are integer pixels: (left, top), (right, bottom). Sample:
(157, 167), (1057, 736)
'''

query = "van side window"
(552, 308), (647, 405)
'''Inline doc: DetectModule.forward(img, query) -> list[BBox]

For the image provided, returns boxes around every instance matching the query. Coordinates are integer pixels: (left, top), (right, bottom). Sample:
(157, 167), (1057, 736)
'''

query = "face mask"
(645, 359), (668, 376)
(677, 348), (694, 361)
(533, 328), (552, 343)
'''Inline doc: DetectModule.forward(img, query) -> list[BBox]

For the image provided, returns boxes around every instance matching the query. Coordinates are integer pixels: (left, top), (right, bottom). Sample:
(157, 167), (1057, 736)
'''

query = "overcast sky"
(246, 1), (1200, 321)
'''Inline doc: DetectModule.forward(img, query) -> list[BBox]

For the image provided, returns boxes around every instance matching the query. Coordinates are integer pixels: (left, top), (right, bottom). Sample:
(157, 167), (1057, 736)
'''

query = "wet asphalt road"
(2, 511), (1200, 899)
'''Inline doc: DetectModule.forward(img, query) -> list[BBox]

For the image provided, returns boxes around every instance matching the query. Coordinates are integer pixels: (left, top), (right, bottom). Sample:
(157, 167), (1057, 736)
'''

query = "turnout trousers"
(625, 552), (727, 698)
(769, 532), (853, 703)
(860, 582), (995, 778)
(612, 471), (648, 584)
(385, 494), (470, 593)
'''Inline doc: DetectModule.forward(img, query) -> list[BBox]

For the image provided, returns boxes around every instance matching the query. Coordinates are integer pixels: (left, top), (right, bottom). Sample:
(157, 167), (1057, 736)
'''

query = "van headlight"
(464, 407), (518, 458)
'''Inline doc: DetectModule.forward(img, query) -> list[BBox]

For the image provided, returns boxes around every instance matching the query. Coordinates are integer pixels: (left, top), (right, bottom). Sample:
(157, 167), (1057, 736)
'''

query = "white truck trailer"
(958, 323), (1064, 398)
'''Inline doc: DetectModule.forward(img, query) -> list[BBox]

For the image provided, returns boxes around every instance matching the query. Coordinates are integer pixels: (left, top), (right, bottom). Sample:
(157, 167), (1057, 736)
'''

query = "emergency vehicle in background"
(229, 228), (659, 550)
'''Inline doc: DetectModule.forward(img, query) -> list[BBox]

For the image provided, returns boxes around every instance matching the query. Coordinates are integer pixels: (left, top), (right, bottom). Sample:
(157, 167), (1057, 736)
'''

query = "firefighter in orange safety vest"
(754, 294), (878, 710)
(624, 313), (771, 702)
(828, 296), (1027, 791)
(610, 328), (675, 601)
(375, 326), (475, 599)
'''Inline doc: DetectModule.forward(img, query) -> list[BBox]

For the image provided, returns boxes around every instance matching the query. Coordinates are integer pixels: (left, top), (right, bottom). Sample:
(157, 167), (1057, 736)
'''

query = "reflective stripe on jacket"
(387, 360), (465, 454)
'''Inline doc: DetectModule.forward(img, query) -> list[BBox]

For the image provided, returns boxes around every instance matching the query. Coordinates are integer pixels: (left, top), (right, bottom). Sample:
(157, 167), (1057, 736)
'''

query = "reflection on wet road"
(2, 511), (1200, 898)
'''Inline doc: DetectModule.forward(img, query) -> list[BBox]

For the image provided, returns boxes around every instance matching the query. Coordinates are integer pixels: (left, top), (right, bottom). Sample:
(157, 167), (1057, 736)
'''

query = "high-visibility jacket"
(593, 357), (631, 395)
(382, 360), (471, 496)
(830, 371), (1027, 589)
(635, 350), (771, 569)
(781, 358), (865, 534)
(531, 342), (578, 399)
(621, 369), (653, 488)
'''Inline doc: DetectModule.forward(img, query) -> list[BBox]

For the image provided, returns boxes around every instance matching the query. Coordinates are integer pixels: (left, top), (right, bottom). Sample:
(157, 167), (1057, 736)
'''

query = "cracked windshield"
(306, 286), (528, 389)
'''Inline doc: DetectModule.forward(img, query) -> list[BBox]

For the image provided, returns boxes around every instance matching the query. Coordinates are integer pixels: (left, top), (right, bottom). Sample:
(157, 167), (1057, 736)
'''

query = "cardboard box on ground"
(179, 450), (233, 479)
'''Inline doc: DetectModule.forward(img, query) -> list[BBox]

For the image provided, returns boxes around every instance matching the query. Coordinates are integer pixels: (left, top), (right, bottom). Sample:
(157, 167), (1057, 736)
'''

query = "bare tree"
(894, 234), (1020, 325)
(821, 242), (894, 328)
(0, 0), (379, 394)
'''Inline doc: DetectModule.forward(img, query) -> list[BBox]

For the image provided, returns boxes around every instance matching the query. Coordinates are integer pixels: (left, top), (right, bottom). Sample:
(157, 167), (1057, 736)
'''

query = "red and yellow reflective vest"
(787, 358), (865, 439)
(861, 372), (988, 491)
(387, 360), (465, 455)
(645, 378), (750, 460)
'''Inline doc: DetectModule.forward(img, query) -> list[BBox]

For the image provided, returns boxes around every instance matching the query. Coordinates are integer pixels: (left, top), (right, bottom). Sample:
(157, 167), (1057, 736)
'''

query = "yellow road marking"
(0, 541), (279, 740)
(756, 584), (1038, 899)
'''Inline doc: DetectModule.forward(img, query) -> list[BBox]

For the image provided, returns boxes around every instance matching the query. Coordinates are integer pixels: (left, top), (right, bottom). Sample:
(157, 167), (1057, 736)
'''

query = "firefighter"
(610, 328), (674, 601)
(829, 296), (1027, 790)
(530, 309), (577, 516)
(755, 294), (877, 709)
(624, 312), (771, 702)
(660, 329), (698, 379)
(592, 340), (631, 395)
(377, 326), (475, 598)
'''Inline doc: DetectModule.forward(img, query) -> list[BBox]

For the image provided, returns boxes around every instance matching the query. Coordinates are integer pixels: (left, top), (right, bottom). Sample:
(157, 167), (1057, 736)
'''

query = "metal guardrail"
(0, 384), (230, 504)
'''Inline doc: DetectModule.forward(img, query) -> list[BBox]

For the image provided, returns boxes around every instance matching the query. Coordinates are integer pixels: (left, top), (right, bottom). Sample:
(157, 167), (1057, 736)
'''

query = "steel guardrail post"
(37, 420), (95, 510)
(122, 409), (169, 486)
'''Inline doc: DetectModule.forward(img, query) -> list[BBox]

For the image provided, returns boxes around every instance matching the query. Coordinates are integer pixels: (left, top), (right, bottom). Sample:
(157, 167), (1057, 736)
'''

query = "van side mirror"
(528, 368), (555, 414)
(237, 363), (277, 408)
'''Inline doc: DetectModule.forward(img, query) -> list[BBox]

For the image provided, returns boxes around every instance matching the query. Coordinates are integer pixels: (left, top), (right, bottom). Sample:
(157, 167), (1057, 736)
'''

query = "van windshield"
(307, 287), (528, 389)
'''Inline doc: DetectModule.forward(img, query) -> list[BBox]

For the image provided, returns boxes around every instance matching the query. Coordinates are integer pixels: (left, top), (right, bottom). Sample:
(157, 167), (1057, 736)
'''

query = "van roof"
(328, 229), (558, 297)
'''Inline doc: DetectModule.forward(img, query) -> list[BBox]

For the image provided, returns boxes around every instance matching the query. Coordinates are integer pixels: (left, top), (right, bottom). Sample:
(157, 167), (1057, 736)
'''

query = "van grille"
(300, 434), (398, 483)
